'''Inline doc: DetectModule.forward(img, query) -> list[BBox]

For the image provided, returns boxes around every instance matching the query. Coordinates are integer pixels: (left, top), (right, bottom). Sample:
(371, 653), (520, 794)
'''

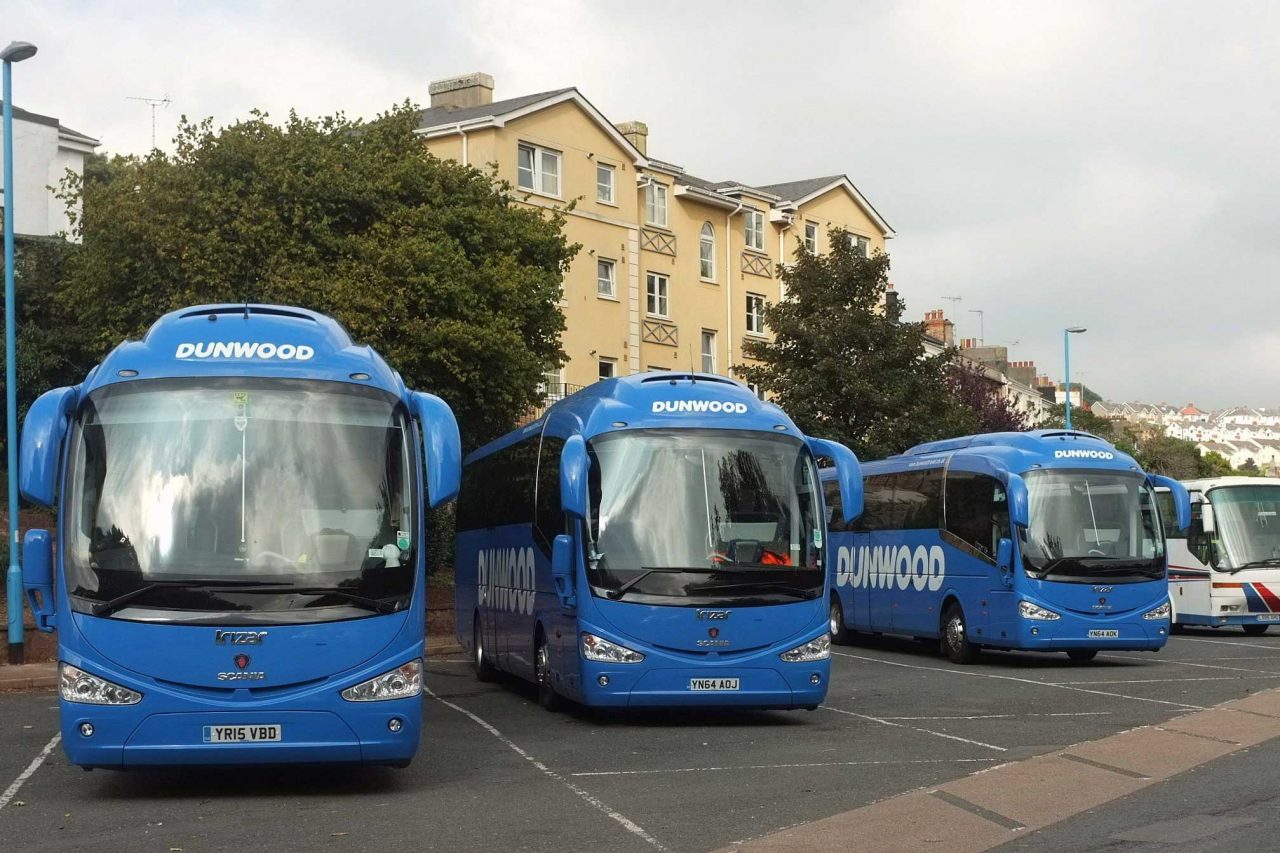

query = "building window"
(596, 258), (616, 299)
(745, 209), (765, 251)
(746, 293), (766, 335)
(746, 382), (763, 400)
(849, 233), (870, 257)
(598, 357), (617, 381)
(646, 272), (669, 317)
(517, 142), (561, 196)
(540, 368), (566, 402)
(699, 222), (715, 281)
(700, 330), (717, 373)
(804, 221), (818, 254)
(646, 181), (668, 227)
(596, 163), (615, 204)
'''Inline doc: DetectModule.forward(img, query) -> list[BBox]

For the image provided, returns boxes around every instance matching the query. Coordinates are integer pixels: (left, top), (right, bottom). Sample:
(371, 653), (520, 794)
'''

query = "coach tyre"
(536, 630), (563, 711)
(1243, 625), (1270, 636)
(1066, 649), (1098, 663)
(829, 595), (850, 644)
(474, 616), (495, 682)
(942, 602), (980, 664)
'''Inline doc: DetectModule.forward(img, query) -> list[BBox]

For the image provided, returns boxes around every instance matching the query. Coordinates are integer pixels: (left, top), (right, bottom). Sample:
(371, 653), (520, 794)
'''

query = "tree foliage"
(54, 104), (577, 449)
(737, 233), (976, 459)
(946, 362), (1034, 434)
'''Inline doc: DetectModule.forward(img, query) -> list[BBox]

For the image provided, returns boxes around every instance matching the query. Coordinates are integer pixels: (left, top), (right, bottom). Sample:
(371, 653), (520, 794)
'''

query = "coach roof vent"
(177, 305), (320, 323)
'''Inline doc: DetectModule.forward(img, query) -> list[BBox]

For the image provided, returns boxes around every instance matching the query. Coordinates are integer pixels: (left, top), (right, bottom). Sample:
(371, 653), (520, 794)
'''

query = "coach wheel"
(829, 595), (850, 645)
(1243, 625), (1270, 636)
(1066, 649), (1098, 663)
(535, 633), (564, 712)
(941, 603), (980, 664)
(473, 617), (495, 682)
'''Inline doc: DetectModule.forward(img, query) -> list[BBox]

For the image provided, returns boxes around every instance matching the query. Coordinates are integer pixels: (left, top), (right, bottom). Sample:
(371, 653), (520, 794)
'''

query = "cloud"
(6, 0), (1277, 407)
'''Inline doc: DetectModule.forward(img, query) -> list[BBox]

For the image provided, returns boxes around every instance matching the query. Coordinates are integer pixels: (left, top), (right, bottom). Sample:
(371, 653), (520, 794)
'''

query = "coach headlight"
(581, 633), (645, 663)
(1018, 600), (1061, 621)
(1143, 601), (1171, 621)
(59, 663), (142, 705)
(780, 634), (831, 662)
(341, 659), (423, 701)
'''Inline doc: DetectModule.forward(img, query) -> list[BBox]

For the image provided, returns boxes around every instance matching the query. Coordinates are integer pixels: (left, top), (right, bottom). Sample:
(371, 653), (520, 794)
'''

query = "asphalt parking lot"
(4, 628), (1280, 852)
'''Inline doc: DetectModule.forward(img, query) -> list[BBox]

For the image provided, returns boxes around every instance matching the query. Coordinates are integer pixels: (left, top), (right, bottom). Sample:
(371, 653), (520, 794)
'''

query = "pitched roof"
(415, 88), (575, 130)
(755, 175), (845, 202)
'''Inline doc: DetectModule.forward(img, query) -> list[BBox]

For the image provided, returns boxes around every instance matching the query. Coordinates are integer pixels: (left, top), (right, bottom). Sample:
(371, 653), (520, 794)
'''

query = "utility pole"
(126, 94), (170, 150)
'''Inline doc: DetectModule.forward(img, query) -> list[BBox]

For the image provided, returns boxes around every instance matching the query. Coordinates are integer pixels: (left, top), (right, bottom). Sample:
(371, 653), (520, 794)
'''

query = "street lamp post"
(3, 40), (37, 666)
(1063, 326), (1087, 431)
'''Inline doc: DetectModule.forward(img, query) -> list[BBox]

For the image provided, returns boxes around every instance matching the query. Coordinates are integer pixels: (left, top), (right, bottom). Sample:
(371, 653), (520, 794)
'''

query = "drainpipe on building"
(777, 218), (792, 301)
(725, 201), (746, 369)
(454, 124), (469, 166)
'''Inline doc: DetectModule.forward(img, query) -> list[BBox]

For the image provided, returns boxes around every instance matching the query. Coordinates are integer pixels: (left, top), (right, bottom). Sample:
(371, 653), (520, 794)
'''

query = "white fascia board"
(674, 184), (740, 210)
(793, 177), (896, 238)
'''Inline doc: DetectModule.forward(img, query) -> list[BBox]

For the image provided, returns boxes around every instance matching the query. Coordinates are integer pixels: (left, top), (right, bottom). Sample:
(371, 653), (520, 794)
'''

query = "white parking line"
(832, 650), (1206, 710)
(820, 705), (1008, 752)
(570, 757), (999, 777)
(0, 734), (61, 812)
(424, 687), (665, 851)
(1102, 653), (1280, 675)
(1177, 636), (1280, 652)
(880, 712), (1113, 721)
(1051, 675), (1280, 685)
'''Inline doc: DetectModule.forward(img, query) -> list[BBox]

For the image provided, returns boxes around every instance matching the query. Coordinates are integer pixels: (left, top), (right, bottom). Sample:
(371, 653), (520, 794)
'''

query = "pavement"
(3, 627), (1280, 852)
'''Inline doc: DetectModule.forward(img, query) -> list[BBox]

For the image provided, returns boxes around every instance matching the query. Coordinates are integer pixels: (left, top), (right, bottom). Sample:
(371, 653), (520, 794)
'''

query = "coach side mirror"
(23, 529), (56, 632)
(551, 534), (576, 609)
(807, 437), (862, 524)
(1149, 475), (1191, 532)
(1006, 476), (1030, 529)
(411, 392), (461, 508)
(19, 386), (76, 508)
(561, 435), (588, 520)
(996, 537), (1014, 586)
(1202, 503), (1216, 534)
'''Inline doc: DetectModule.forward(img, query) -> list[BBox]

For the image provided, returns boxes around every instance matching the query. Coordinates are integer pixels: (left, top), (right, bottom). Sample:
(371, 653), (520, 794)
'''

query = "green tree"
(737, 232), (976, 459)
(1198, 451), (1235, 478)
(56, 104), (577, 450)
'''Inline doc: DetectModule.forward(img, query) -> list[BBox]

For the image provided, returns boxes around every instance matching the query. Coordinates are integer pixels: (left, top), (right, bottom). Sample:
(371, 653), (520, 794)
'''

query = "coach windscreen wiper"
(90, 579), (276, 616)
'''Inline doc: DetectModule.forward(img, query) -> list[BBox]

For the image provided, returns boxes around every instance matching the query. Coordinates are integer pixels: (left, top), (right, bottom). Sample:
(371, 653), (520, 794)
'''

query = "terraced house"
(415, 73), (894, 395)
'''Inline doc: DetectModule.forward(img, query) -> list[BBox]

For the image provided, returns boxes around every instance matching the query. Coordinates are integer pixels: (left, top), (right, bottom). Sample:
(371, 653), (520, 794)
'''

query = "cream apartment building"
(416, 73), (894, 394)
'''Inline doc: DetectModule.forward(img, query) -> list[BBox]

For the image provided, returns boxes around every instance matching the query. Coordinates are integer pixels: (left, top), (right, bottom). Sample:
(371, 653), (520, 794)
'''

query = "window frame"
(700, 329), (717, 373)
(596, 257), (617, 300)
(645, 181), (669, 228)
(699, 222), (716, 281)
(804, 221), (819, 254)
(745, 209), (765, 251)
(745, 292), (766, 335)
(596, 162), (616, 205)
(516, 142), (562, 198)
(597, 357), (617, 382)
(646, 272), (670, 318)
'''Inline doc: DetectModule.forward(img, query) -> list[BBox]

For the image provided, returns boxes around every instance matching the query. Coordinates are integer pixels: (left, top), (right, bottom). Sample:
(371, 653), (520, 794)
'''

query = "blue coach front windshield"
(586, 429), (824, 605)
(65, 378), (415, 622)
(1021, 469), (1164, 582)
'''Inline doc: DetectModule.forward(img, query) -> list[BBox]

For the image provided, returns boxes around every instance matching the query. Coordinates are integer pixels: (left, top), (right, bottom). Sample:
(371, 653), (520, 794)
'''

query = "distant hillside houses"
(1092, 401), (1280, 473)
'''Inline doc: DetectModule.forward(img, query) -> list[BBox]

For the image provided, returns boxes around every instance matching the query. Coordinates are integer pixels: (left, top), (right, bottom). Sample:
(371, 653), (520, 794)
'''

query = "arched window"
(699, 222), (715, 281)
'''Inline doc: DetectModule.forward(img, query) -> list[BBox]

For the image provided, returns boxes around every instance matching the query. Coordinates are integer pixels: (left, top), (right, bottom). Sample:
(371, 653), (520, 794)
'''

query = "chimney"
(923, 310), (955, 347)
(615, 121), (648, 155)
(429, 72), (495, 110)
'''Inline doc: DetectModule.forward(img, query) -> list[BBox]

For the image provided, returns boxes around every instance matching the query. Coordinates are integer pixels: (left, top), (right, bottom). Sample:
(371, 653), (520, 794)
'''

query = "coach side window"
(534, 435), (566, 555)
(823, 480), (845, 532)
(894, 468), (943, 530)
(944, 472), (1008, 562)
(855, 474), (897, 531)
(456, 438), (539, 531)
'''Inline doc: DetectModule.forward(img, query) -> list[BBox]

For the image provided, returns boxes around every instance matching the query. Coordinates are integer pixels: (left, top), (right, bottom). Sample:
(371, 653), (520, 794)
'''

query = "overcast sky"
(8, 1), (1277, 408)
